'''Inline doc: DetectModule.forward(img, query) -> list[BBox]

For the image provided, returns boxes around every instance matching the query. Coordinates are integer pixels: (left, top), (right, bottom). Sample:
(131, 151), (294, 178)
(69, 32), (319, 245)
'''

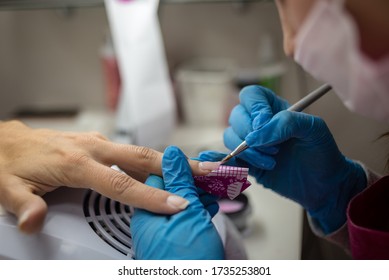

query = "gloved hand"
(130, 146), (224, 260)
(199, 85), (367, 234)
(196, 187), (220, 218)
(190, 155), (221, 217)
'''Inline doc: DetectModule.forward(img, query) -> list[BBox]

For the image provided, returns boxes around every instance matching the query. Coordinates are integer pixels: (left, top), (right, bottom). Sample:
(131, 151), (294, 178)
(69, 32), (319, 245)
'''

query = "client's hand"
(0, 121), (211, 234)
(130, 146), (224, 259)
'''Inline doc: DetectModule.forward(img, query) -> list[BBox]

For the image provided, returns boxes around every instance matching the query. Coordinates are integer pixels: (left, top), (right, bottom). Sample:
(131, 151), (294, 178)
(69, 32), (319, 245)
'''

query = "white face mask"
(294, 0), (389, 123)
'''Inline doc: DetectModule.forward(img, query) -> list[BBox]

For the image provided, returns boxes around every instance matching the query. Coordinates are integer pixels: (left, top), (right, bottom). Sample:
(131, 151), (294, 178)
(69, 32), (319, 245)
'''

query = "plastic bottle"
(100, 32), (121, 112)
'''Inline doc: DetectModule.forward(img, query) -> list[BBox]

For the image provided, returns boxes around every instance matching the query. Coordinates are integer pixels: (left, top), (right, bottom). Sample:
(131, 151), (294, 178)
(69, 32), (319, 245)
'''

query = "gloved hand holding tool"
(199, 85), (367, 234)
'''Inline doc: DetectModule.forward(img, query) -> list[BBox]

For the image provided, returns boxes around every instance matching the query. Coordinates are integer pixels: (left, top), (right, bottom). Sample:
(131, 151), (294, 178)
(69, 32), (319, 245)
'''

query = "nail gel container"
(218, 193), (252, 234)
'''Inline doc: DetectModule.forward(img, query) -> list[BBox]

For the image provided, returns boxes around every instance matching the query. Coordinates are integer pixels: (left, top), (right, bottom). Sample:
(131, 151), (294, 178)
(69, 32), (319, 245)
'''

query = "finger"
(99, 143), (215, 186)
(117, 168), (149, 183)
(239, 86), (275, 120)
(86, 131), (109, 141)
(224, 127), (278, 156)
(197, 151), (227, 162)
(224, 127), (276, 169)
(94, 144), (164, 176)
(240, 85), (289, 115)
(17, 195), (47, 234)
(111, 151), (207, 180)
(70, 132), (215, 181)
(188, 159), (219, 176)
(130, 175), (168, 223)
(245, 110), (324, 147)
(162, 146), (198, 200)
(228, 105), (253, 139)
(0, 177), (47, 234)
(224, 126), (243, 151)
(239, 85), (289, 129)
(89, 140), (210, 182)
(74, 160), (189, 213)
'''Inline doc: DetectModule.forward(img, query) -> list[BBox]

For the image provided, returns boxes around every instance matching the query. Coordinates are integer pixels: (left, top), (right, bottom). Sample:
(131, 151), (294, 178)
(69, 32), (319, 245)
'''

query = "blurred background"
(0, 0), (387, 259)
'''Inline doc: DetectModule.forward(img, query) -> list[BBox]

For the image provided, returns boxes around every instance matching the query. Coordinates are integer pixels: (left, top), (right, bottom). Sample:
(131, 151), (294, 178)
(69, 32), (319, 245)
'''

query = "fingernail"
(18, 210), (30, 227)
(167, 195), (190, 210)
(199, 161), (221, 171)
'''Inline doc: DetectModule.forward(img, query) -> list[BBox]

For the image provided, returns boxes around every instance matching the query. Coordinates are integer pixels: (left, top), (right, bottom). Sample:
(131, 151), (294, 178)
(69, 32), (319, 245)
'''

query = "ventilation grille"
(83, 190), (135, 259)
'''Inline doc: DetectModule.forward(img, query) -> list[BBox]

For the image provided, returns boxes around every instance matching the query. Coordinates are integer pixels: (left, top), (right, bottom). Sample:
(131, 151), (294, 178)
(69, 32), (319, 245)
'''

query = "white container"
(175, 58), (236, 126)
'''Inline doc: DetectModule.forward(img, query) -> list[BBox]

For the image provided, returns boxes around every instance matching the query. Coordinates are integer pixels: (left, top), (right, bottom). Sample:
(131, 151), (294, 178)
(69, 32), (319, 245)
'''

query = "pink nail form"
(194, 165), (251, 200)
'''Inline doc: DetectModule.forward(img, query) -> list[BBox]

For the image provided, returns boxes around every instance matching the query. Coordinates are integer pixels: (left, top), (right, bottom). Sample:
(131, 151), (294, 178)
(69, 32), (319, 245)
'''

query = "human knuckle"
(9, 120), (22, 126)
(7, 120), (26, 129)
(73, 132), (102, 147)
(133, 146), (158, 162)
(110, 173), (136, 196)
(142, 187), (160, 202)
(65, 152), (91, 168)
(89, 131), (107, 140)
(240, 85), (259, 96)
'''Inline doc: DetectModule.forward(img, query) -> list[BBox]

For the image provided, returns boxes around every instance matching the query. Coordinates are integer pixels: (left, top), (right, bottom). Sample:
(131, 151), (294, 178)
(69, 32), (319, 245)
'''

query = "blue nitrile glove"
(190, 156), (220, 217)
(196, 187), (220, 217)
(199, 85), (367, 235)
(130, 146), (224, 260)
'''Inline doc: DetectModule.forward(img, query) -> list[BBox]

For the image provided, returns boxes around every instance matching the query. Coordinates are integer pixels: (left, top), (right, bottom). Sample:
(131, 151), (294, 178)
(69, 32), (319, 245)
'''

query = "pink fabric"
(194, 166), (251, 200)
(321, 165), (381, 254)
(347, 175), (389, 259)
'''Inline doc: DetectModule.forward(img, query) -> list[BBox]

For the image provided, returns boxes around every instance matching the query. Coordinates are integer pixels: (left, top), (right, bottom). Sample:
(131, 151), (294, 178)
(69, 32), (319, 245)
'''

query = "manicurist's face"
(275, 0), (315, 56)
(276, 0), (389, 60)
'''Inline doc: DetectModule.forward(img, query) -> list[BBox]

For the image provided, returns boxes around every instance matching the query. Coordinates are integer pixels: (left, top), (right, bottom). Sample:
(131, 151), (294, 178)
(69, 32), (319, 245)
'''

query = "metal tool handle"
(221, 84), (332, 163)
(287, 83), (332, 112)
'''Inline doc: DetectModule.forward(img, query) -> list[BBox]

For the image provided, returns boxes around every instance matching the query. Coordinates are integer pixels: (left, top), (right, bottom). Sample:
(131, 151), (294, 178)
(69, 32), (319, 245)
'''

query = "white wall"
(0, 3), (288, 116)
(0, 2), (387, 173)
(0, 7), (109, 117)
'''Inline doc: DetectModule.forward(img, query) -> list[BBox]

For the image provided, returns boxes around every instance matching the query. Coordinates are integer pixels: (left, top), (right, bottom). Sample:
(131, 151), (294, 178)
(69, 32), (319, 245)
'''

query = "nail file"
(220, 83), (332, 164)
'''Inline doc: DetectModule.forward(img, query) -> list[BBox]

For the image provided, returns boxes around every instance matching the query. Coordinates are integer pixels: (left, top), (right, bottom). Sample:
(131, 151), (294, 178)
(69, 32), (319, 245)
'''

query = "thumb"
(246, 111), (318, 147)
(197, 150), (227, 162)
(0, 178), (47, 234)
(162, 146), (198, 201)
(17, 194), (47, 234)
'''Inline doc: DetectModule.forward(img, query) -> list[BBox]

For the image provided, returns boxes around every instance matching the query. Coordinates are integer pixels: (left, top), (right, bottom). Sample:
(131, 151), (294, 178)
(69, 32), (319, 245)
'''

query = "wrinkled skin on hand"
(0, 121), (210, 233)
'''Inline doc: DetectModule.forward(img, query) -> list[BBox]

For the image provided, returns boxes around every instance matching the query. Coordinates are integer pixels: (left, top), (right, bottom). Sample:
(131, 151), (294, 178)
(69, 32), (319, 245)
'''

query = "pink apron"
(348, 175), (389, 259)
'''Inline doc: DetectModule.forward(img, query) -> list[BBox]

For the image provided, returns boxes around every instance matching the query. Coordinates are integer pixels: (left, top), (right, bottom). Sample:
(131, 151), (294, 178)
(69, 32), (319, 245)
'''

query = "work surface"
(242, 180), (303, 259)
(169, 125), (303, 260)
(0, 114), (303, 259)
